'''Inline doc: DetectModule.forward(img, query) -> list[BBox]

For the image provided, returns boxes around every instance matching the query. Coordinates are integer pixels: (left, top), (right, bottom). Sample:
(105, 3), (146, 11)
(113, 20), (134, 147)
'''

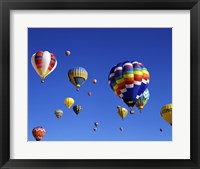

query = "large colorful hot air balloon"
(68, 67), (88, 90)
(160, 104), (172, 126)
(136, 88), (150, 113)
(31, 51), (57, 83)
(64, 97), (74, 109)
(54, 109), (63, 118)
(117, 107), (128, 120)
(73, 105), (82, 115)
(32, 126), (46, 141)
(108, 61), (150, 109)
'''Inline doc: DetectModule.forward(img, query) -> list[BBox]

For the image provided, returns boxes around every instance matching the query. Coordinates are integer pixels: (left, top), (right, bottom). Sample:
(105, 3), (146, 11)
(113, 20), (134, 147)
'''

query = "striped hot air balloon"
(31, 51), (57, 83)
(68, 67), (88, 91)
(108, 61), (150, 109)
(54, 109), (64, 118)
(136, 88), (150, 113)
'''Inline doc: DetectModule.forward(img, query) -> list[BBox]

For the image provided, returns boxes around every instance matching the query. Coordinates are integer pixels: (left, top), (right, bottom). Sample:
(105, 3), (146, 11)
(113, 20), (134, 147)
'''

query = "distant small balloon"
(93, 79), (97, 84)
(94, 122), (99, 127)
(117, 105), (121, 109)
(120, 127), (123, 131)
(64, 97), (74, 109)
(73, 105), (82, 115)
(65, 50), (71, 56)
(118, 107), (128, 120)
(54, 109), (63, 119)
(93, 127), (97, 131)
(160, 128), (163, 132)
(88, 92), (92, 96)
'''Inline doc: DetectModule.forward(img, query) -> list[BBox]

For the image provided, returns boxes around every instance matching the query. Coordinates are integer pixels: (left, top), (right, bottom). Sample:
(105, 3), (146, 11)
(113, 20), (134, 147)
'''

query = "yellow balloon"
(118, 107), (128, 120)
(64, 97), (74, 109)
(160, 104), (172, 126)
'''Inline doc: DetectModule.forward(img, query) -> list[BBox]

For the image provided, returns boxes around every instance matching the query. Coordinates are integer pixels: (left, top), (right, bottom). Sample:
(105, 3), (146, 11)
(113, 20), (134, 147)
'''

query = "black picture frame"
(0, 0), (199, 169)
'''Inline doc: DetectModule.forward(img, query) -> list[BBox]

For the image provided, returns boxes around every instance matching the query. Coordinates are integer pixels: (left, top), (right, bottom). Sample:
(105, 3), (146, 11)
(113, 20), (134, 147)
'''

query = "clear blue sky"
(28, 28), (172, 141)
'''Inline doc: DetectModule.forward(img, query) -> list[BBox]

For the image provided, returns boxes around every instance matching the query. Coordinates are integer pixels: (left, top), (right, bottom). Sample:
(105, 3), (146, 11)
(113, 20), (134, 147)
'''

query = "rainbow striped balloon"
(108, 61), (150, 108)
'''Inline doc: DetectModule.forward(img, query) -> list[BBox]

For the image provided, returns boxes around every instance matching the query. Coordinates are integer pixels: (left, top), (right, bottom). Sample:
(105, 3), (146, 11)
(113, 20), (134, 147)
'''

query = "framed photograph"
(0, 0), (199, 168)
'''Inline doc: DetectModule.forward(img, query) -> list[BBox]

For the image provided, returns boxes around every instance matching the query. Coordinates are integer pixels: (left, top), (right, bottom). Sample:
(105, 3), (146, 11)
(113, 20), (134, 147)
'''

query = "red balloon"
(32, 126), (46, 141)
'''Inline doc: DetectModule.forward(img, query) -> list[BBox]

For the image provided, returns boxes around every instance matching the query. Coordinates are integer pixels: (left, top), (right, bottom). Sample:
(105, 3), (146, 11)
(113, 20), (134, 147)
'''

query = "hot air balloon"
(120, 127), (123, 131)
(68, 67), (88, 91)
(54, 109), (63, 118)
(108, 61), (150, 109)
(64, 97), (74, 109)
(31, 51), (57, 83)
(136, 88), (150, 113)
(88, 92), (92, 96)
(93, 79), (97, 84)
(160, 104), (172, 126)
(117, 107), (128, 120)
(117, 105), (121, 109)
(32, 126), (46, 141)
(160, 128), (163, 132)
(93, 127), (97, 131)
(73, 105), (82, 115)
(94, 122), (99, 127)
(65, 50), (71, 56)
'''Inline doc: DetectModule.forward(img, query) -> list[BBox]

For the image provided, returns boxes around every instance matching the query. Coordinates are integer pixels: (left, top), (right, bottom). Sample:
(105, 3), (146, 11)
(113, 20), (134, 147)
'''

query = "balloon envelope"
(136, 88), (150, 112)
(31, 51), (57, 83)
(118, 107), (128, 119)
(32, 126), (46, 141)
(64, 97), (74, 109)
(93, 79), (97, 84)
(68, 67), (88, 90)
(65, 50), (71, 56)
(160, 104), (172, 125)
(108, 61), (150, 108)
(73, 105), (82, 115)
(94, 122), (99, 127)
(54, 109), (63, 118)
